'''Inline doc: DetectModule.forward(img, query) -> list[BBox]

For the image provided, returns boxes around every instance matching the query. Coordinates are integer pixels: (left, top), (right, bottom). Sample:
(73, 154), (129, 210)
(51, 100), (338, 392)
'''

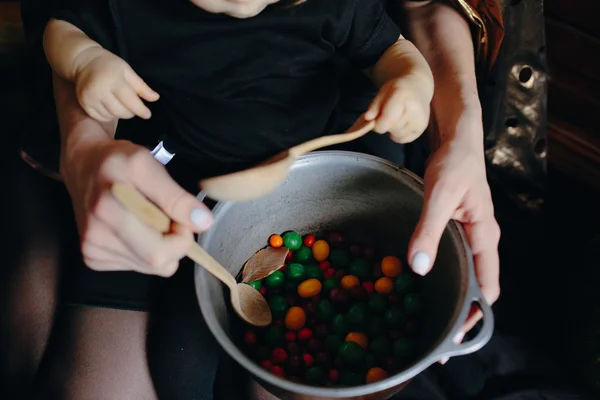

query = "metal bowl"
(195, 151), (493, 399)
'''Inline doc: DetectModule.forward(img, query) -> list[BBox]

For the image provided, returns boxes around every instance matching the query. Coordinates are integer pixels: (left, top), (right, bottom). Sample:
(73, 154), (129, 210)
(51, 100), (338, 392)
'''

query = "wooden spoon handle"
(111, 183), (237, 290)
(290, 119), (376, 155)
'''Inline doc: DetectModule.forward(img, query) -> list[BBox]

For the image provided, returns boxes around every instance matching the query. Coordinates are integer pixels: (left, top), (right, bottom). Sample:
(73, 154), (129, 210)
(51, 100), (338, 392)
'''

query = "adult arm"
(402, 1), (501, 334)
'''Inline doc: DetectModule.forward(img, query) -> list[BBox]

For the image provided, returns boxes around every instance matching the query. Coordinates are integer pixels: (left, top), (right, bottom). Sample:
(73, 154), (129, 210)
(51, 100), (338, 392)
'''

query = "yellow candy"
(366, 367), (389, 384)
(297, 278), (322, 298)
(345, 332), (368, 349)
(284, 306), (307, 331)
(374, 277), (394, 294)
(312, 240), (330, 262)
(341, 275), (360, 290)
(381, 256), (402, 278)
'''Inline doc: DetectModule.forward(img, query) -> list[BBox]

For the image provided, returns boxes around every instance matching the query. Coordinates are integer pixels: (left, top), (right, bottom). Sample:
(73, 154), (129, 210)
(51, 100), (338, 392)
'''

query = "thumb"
(129, 152), (213, 233)
(408, 188), (457, 276)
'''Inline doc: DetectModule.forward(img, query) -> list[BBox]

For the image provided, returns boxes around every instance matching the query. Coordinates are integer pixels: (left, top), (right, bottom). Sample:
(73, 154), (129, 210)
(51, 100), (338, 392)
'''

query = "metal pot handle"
(434, 282), (495, 360)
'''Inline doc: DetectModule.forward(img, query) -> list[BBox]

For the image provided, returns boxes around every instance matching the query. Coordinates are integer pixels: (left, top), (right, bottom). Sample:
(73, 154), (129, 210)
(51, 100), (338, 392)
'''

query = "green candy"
(340, 370), (363, 386)
(265, 270), (285, 289)
(369, 336), (391, 356)
(331, 314), (349, 336)
(305, 264), (324, 280)
(346, 303), (369, 329)
(348, 258), (370, 279)
(404, 293), (424, 316)
(246, 280), (262, 291)
(269, 295), (288, 319)
(294, 246), (313, 263)
(329, 249), (350, 268)
(265, 325), (285, 347)
(384, 308), (405, 328)
(306, 366), (327, 385)
(394, 274), (416, 294)
(316, 299), (335, 321)
(393, 338), (414, 359)
(338, 341), (365, 365)
(368, 294), (387, 314)
(324, 335), (343, 354)
(286, 263), (306, 281)
(322, 278), (339, 293)
(367, 316), (385, 336)
(285, 281), (298, 294)
(282, 231), (303, 251)
(365, 352), (378, 369)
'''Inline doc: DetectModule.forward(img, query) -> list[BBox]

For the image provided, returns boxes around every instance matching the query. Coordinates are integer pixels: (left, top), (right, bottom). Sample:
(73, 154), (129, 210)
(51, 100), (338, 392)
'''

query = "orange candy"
(297, 279), (322, 298)
(366, 367), (389, 384)
(284, 306), (307, 331)
(312, 240), (330, 262)
(381, 256), (402, 278)
(345, 332), (368, 349)
(341, 275), (360, 290)
(374, 277), (394, 294)
(269, 234), (284, 248)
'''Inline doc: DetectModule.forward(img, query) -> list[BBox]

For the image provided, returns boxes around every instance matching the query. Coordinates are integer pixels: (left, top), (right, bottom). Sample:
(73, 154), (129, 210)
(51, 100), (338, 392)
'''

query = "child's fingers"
(123, 67), (160, 102)
(364, 89), (387, 122)
(103, 96), (135, 120)
(115, 86), (152, 119)
(92, 101), (115, 122)
(376, 93), (405, 134)
(85, 105), (111, 122)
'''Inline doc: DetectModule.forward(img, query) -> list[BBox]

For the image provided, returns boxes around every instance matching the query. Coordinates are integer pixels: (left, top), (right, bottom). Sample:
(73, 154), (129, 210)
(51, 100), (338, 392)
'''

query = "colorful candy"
(312, 240), (330, 262)
(238, 230), (427, 388)
(297, 279), (322, 298)
(283, 231), (303, 251)
(284, 306), (307, 331)
(381, 256), (402, 278)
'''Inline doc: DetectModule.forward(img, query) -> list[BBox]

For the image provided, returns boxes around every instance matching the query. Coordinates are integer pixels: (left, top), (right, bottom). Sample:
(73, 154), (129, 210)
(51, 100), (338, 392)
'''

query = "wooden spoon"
(200, 118), (376, 202)
(111, 183), (272, 327)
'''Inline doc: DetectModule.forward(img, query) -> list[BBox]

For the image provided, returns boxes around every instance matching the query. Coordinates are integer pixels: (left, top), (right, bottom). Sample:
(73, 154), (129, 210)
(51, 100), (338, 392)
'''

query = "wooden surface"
(546, 0), (600, 189)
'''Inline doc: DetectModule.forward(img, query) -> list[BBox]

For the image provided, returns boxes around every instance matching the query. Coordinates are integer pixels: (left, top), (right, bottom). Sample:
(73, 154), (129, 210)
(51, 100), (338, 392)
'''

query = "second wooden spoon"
(199, 119), (376, 202)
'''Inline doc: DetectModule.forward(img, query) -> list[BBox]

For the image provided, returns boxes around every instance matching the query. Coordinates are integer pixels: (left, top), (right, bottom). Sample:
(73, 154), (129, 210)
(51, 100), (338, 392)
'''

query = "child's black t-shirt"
(54, 0), (400, 176)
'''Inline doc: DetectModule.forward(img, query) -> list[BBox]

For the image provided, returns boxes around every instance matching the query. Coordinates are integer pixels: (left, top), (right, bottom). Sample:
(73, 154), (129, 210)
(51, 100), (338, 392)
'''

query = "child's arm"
(43, 19), (159, 122)
(363, 36), (435, 144)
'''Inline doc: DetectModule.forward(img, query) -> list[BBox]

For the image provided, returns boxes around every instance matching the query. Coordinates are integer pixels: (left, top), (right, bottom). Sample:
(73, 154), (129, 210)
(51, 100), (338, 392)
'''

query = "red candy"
(303, 302), (317, 316)
(303, 235), (316, 247)
(273, 320), (283, 327)
(285, 331), (297, 342)
(270, 365), (285, 377)
(334, 269), (347, 279)
(244, 331), (257, 345)
(279, 264), (287, 271)
(287, 342), (300, 356)
(328, 232), (344, 247)
(349, 244), (361, 256)
(307, 338), (322, 353)
(324, 268), (335, 279)
(286, 251), (294, 261)
(302, 353), (314, 367)
(261, 360), (273, 369)
(319, 261), (331, 271)
(329, 369), (339, 382)
(271, 348), (288, 364)
(362, 281), (374, 294)
(298, 328), (313, 341)
(260, 287), (267, 296)
(389, 330), (403, 340)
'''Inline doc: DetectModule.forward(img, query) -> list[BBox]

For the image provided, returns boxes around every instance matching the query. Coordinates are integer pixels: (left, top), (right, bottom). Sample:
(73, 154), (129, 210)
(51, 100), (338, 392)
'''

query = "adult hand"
(61, 139), (213, 277)
(407, 113), (501, 335)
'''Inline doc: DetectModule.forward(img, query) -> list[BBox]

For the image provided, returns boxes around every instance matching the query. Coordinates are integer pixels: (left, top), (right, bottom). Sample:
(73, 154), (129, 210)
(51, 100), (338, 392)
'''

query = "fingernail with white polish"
(439, 357), (449, 365)
(453, 331), (465, 344)
(190, 208), (213, 230)
(411, 252), (430, 276)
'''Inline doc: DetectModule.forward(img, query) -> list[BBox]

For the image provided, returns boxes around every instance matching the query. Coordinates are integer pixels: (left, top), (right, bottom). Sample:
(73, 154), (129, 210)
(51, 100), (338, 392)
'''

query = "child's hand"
(364, 75), (432, 144)
(74, 50), (159, 122)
